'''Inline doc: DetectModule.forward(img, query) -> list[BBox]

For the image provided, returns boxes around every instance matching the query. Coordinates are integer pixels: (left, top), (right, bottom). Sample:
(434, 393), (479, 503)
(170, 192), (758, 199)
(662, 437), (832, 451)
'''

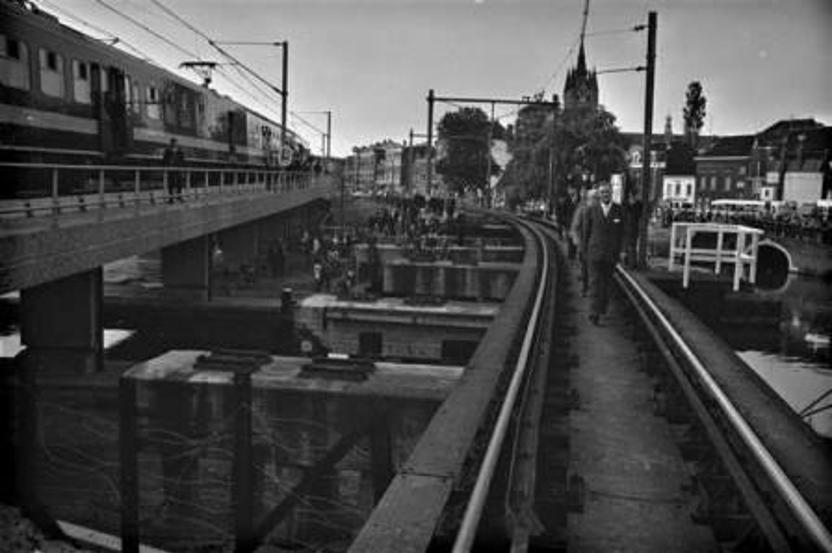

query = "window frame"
(0, 34), (31, 90)
(71, 59), (91, 104)
(38, 47), (65, 98)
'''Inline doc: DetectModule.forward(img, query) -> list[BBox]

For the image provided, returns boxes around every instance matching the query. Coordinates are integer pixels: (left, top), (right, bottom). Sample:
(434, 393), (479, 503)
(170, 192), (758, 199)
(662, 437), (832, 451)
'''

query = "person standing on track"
(581, 182), (626, 325)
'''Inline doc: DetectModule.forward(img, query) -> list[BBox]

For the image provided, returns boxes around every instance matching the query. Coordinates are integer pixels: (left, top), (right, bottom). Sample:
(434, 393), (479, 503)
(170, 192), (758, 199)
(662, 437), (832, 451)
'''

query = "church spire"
(577, 40), (587, 74)
(563, 0), (598, 111)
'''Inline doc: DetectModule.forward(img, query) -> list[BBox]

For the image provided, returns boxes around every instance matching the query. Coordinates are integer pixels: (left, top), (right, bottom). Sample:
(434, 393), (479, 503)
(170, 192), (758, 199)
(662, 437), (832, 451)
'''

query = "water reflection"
(736, 350), (831, 438)
(728, 273), (831, 438)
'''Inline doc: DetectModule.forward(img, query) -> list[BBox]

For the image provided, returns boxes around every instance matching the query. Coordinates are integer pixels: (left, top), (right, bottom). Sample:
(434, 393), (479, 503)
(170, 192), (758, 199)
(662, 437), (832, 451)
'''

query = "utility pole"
(408, 129), (414, 194)
(485, 102), (495, 207)
(638, 11), (657, 268)
(280, 41), (288, 153)
(548, 100), (557, 215)
(426, 89), (435, 196)
(325, 110), (331, 159)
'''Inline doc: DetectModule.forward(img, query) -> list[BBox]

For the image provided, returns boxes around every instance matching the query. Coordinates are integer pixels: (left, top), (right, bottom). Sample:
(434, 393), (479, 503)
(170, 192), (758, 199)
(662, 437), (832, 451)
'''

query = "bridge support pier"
(161, 236), (211, 300)
(20, 268), (103, 374)
(218, 224), (260, 272)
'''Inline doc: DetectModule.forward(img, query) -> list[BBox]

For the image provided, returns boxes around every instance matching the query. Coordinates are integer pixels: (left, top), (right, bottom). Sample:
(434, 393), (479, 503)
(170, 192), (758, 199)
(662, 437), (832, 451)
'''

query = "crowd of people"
(661, 202), (832, 245)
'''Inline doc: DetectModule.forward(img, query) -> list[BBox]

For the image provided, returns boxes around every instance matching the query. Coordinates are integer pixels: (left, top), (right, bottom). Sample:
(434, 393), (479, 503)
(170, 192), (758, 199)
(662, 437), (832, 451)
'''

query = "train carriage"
(0, 0), (308, 196)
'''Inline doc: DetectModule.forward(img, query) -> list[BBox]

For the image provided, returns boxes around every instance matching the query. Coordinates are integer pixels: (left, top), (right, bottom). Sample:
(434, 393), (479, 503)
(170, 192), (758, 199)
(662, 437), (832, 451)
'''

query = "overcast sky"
(43, 0), (832, 157)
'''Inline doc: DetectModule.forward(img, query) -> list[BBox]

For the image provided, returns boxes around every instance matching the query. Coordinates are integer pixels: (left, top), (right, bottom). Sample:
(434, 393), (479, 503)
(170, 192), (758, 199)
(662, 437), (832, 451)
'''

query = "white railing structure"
(668, 222), (764, 291)
(0, 162), (318, 219)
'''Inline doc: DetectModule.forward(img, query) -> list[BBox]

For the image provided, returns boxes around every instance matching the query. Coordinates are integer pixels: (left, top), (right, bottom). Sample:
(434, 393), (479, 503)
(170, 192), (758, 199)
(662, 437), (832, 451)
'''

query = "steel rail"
(617, 266), (832, 552)
(452, 218), (550, 552)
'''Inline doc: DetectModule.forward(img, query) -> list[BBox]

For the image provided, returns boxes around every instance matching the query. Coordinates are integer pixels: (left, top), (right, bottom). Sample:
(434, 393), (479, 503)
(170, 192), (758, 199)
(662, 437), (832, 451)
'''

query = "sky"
(41, 0), (832, 157)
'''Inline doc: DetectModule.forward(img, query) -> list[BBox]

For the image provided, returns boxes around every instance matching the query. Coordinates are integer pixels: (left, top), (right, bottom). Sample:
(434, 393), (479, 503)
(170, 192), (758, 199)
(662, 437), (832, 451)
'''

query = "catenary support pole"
(638, 11), (657, 268)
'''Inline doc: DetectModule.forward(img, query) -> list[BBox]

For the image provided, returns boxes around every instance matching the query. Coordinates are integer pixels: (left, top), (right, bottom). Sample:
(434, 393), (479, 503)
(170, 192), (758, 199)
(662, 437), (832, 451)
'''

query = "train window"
(38, 48), (65, 98)
(122, 75), (132, 111)
(146, 84), (160, 119)
(0, 35), (30, 90)
(72, 60), (91, 104)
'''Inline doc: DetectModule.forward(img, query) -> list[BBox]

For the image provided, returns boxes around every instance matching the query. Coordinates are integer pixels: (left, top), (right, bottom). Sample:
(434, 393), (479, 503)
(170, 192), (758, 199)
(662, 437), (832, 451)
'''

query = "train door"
(93, 65), (131, 158)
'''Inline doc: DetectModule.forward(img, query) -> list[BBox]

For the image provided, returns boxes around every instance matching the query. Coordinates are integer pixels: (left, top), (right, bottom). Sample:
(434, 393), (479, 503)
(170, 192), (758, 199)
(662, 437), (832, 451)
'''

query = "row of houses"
(628, 118), (831, 208)
(344, 139), (438, 197)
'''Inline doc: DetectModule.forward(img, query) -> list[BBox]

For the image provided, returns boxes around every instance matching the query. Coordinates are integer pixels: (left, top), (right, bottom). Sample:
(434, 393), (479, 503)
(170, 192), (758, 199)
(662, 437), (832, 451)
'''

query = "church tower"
(563, 0), (599, 111)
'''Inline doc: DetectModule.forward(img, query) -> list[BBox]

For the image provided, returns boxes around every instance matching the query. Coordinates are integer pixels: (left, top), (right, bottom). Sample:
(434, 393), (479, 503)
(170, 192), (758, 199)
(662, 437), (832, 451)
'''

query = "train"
(0, 0), (313, 185)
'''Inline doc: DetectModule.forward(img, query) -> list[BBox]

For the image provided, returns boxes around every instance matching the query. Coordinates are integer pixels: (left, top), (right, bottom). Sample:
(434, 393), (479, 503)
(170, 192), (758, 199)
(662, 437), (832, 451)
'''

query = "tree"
(501, 99), (626, 204)
(683, 81), (707, 148)
(501, 96), (560, 203)
(435, 107), (504, 195)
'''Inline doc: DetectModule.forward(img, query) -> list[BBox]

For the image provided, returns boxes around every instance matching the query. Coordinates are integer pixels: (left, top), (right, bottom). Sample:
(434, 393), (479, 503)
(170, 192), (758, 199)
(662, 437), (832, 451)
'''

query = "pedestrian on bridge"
(163, 138), (185, 203)
(581, 182), (626, 325)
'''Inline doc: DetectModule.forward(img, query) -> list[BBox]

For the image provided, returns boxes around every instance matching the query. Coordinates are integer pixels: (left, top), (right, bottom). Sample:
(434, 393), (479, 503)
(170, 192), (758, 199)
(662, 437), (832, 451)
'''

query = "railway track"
(447, 214), (832, 552)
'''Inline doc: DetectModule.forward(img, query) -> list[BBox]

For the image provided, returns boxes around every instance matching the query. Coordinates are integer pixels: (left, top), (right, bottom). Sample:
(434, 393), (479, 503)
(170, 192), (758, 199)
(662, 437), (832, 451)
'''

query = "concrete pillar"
(20, 267), (103, 374)
(161, 236), (211, 298)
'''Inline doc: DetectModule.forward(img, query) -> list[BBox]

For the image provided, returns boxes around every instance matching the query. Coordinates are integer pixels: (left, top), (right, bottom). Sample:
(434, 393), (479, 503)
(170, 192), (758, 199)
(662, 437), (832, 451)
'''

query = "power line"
(106, 0), (285, 124)
(536, 35), (581, 99)
(41, 0), (287, 129)
(93, 0), (200, 60)
(585, 24), (646, 37)
(35, 0), (151, 61)
(149, 0), (285, 98)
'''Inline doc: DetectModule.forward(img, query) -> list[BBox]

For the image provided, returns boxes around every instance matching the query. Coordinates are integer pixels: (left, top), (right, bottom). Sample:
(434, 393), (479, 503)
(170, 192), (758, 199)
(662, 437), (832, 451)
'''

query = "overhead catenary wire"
(93, 0), (199, 60)
(36, 0), (152, 61)
(149, 0), (286, 97)
(146, 0), (302, 137)
(67, 0), (291, 131)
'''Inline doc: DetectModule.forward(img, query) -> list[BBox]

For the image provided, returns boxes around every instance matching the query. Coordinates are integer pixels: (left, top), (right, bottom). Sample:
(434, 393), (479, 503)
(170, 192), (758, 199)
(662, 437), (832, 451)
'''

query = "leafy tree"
(501, 98), (626, 204)
(683, 81), (707, 147)
(436, 107), (504, 194)
(502, 97), (559, 203)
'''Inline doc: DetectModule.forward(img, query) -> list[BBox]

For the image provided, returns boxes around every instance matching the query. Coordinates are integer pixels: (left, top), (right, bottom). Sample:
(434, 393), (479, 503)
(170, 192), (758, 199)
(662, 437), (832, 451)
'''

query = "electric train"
(0, 0), (312, 196)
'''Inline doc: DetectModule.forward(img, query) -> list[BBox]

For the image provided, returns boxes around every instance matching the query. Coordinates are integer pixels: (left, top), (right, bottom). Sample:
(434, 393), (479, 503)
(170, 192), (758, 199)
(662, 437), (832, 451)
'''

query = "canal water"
(723, 273), (831, 439)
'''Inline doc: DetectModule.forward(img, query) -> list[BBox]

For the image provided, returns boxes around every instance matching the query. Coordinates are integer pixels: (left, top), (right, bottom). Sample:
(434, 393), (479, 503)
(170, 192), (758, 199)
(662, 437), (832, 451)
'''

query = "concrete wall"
(295, 296), (496, 362)
(17, 352), (451, 548)
(0, 178), (332, 294)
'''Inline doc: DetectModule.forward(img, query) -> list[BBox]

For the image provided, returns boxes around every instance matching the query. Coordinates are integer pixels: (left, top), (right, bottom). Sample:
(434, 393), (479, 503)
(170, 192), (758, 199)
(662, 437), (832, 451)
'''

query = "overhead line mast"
(580, 0), (590, 48)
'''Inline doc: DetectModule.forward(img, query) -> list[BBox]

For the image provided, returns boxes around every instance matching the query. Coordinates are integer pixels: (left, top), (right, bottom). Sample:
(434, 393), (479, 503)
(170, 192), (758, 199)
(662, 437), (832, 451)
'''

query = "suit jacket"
(582, 202), (626, 262)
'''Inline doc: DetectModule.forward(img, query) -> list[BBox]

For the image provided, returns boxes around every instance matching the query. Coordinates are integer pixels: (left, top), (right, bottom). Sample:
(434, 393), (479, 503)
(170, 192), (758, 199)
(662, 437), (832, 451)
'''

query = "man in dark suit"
(163, 138), (185, 202)
(581, 182), (627, 325)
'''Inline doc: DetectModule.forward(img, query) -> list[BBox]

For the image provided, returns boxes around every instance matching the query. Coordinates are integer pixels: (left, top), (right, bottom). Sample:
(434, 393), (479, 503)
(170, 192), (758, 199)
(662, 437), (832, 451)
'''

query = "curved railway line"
(352, 212), (832, 553)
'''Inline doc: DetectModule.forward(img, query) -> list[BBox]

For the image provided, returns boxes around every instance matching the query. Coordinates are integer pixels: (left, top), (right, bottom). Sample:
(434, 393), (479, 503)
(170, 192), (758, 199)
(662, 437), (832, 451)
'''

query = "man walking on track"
(581, 182), (626, 326)
(570, 187), (597, 297)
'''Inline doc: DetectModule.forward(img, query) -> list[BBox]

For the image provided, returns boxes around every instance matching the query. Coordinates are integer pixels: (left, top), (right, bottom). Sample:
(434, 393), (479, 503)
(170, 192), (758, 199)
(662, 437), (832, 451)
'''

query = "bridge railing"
(617, 267), (832, 552)
(0, 162), (318, 219)
(668, 221), (764, 291)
